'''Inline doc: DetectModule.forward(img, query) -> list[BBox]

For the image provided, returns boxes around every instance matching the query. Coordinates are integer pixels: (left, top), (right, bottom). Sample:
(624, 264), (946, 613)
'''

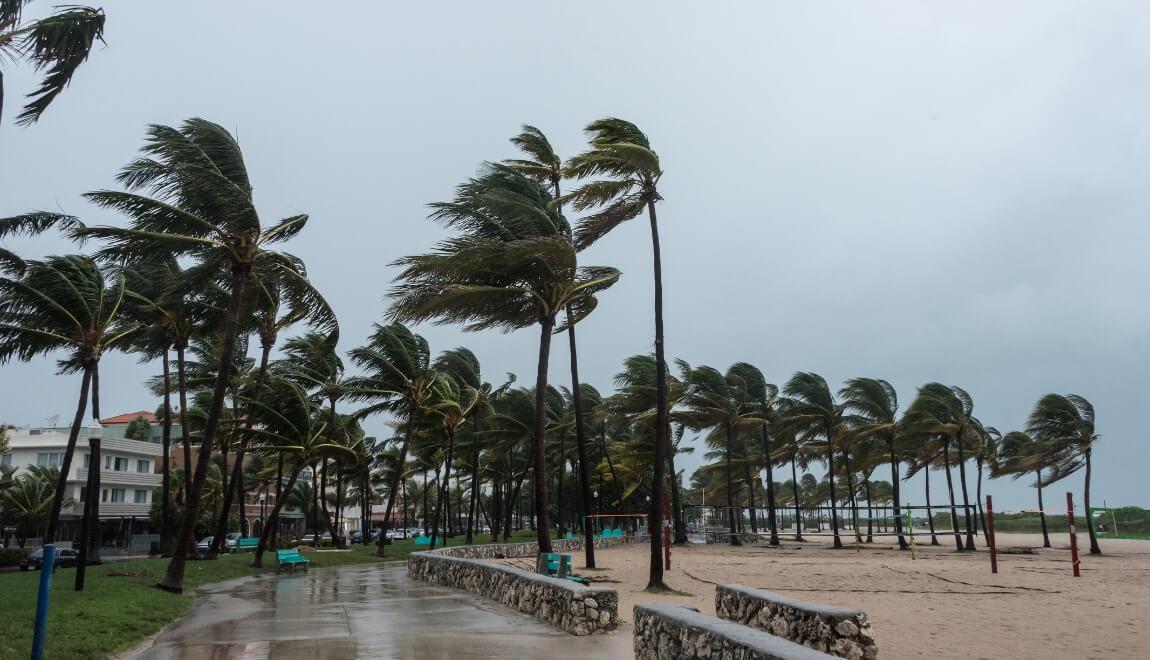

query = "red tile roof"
(99, 411), (156, 425)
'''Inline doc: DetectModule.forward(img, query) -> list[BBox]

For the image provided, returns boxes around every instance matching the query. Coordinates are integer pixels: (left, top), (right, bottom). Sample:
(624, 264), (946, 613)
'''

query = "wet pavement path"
(140, 563), (631, 659)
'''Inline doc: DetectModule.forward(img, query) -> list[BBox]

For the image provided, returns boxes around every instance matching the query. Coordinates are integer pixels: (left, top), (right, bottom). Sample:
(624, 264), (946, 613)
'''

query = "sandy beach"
(497, 533), (1150, 659)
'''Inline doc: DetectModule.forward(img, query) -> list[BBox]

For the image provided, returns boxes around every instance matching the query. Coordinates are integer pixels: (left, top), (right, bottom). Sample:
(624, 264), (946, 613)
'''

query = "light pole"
(75, 419), (102, 591)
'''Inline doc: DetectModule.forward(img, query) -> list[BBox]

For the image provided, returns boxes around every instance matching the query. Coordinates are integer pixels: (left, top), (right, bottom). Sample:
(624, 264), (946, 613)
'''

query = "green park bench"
(236, 537), (260, 551)
(413, 536), (431, 546)
(276, 548), (309, 573)
(536, 552), (591, 585)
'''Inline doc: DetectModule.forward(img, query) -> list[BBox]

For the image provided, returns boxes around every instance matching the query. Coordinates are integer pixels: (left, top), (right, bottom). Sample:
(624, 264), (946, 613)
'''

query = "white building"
(2, 414), (165, 548)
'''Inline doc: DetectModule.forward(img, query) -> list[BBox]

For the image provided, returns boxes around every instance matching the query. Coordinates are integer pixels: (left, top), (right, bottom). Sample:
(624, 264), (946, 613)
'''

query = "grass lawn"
(0, 539), (429, 659)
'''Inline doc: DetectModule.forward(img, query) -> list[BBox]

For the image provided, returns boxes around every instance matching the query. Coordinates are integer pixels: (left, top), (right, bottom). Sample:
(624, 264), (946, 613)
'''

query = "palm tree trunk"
(761, 425), (779, 545)
(925, 467), (939, 545)
(251, 463), (302, 568)
(429, 464), (441, 549)
(723, 423), (741, 546)
(845, 467), (860, 544)
(376, 416), (415, 556)
(668, 444), (688, 544)
(175, 342), (192, 503)
(864, 478), (873, 543)
(826, 431), (842, 549)
(941, 442), (963, 551)
(531, 316), (555, 553)
(890, 438), (907, 550)
(44, 363), (93, 544)
(335, 460), (345, 546)
(431, 429), (456, 549)
(213, 341), (274, 555)
(160, 264), (250, 593)
(646, 203), (671, 588)
(556, 429), (565, 536)
(600, 429), (623, 509)
(490, 474), (501, 543)
(565, 322), (597, 566)
(976, 459), (988, 544)
(422, 470), (430, 535)
(1085, 448), (1101, 554)
(791, 458), (803, 541)
(745, 463), (758, 534)
(953, 434), (976, 550)
(505, 478), (521, 541)
(1036, 470), (1051, 548)
(467, 414), (480, 545)
(161, 348), (173, 555)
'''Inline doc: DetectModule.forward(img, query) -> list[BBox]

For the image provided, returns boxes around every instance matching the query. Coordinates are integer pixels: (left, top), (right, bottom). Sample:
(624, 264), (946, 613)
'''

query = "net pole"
(986, 495), (997, 574)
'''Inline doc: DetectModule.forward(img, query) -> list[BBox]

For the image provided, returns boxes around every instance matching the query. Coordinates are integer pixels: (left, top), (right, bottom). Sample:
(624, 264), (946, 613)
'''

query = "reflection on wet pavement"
(139, 563), (631, 659)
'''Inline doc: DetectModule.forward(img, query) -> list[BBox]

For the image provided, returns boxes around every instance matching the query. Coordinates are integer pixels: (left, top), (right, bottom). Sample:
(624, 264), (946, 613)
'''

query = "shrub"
(0, 547), (27, 566)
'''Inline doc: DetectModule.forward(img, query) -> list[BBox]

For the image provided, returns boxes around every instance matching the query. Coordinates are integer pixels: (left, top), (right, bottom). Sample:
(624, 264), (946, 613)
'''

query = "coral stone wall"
(715, 584), (878, 659)
(634, 604), (835, 659)
(407, 539), (628, 635)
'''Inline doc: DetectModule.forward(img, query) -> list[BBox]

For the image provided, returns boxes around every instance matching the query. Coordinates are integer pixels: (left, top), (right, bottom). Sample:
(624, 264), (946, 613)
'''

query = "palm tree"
(389, 164), (619, 554)
(772, 422), (809, 541)
(1026, 394), (1102, 554)
(904, 383), (980, 550)
(0, 466), (61, 546)
(0, 254), (137, 543)
(346, 323), (438, 556)
(210, 257), (336, 555)
(424, 372), (479, 549)
(840, 378), (908, 550)
(563, 118), (668, 588)
(779, 373), (845, 548)
(678, 365), (764, 546)
(244, 377), (358, 567)
(506, 123), (605, 566)
(729, 363), (781, 545)
(991, 430), (1052, 548)
(69, 119), (313, 593)
(0, 2), (106, 125)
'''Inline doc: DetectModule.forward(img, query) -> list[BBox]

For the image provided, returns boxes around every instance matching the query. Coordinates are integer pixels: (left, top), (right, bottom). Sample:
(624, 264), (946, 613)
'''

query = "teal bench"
(413, 536), (431, 546)
(276, 548), (309, 573)
(537, 552), (572, 578)
(236, 537), (260, 551)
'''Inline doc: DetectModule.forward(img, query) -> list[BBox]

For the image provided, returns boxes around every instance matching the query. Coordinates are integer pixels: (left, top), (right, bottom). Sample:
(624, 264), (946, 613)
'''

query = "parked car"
(19, 548), (89, 571)
(350, 531), (364, 544)
(196, 536), (214, 553)
(225, 532), (242, 549)
(296, 532), (332, 546)
(368, 528), (382, 541)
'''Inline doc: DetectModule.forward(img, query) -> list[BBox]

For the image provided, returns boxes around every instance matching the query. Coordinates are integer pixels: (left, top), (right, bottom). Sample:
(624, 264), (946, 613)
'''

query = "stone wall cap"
(720, 583), (864, 619)
(635, 604), (835, 659)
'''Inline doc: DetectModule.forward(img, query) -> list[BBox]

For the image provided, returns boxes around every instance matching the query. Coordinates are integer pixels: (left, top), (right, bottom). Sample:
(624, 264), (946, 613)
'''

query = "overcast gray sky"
(2, 1), (1146, 511)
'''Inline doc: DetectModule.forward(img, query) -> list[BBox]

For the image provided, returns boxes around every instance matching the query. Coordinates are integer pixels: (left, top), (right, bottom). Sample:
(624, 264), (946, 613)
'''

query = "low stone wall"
(408, 538), (624, 635)
(634, 604), (835, 659)
(716, 584), (877, 659)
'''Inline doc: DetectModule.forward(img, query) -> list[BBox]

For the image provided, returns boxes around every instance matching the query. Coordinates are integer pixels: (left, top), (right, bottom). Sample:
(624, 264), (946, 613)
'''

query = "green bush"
(0, 547), (27, 566)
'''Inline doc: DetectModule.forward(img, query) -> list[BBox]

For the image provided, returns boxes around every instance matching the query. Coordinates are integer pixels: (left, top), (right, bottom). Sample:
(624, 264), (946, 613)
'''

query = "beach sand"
(495, 532), (1150, 658)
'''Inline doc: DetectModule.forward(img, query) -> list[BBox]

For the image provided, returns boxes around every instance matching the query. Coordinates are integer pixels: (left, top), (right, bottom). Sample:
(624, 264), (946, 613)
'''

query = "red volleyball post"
(1067, 492), (1081, 578)
(986, 495), (997, 575)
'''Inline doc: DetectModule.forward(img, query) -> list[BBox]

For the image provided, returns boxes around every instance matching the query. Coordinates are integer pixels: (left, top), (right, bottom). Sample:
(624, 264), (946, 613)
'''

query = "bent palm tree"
(389, 164), (619, 553)
(0, 2), (106, 125)
(0, 255), (137, 543)
(779, 373), (845, 548)
(563, 118), (668, 588)
(1026, 394), (1102, 554)
(991, 430), (1052, 548)
(840, 378), (908, 550)
(729, 363), (781, 545)
(72, 118), (313, 593)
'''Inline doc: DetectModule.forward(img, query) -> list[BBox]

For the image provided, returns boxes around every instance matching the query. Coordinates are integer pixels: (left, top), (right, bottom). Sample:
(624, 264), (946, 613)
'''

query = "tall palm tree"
(69, 118), (313, 593)
(678, 365), (764, 546)
(424, 372), (479, 549)
(0, 254), (137, 543)
(506, 124), (602, 566)
(0, 2), (106, 125)
(563, 118), (668, 588)
(904, 383), (980, 550)
(772, 422), (809, 541)
(346, 323), (438, 556)
(990, 430), (1052, 548)
(779, 373), (845, 548)
(389, 164), (619, 554)
(729, 363), (781, 545)
(1026, 394), (1102, 554)
(840, 378), (908, 550)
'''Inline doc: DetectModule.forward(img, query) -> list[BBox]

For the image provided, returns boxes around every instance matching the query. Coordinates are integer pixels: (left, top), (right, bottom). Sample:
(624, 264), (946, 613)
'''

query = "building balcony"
(61, 501), (152, 518)
(73, 468), (162, 487)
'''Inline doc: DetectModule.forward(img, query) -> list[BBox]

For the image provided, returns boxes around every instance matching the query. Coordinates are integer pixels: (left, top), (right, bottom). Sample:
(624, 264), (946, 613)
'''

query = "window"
(83, 453), (90, 469)
(101, 489), (107, 502)
(105, 457), (129, 472)
(37, 452), (62, 467)
(134, 489), (148, 504)
(105, 455), (112, 470)
(29, 429), (41, 436)
(110, 488), (125, 503)
(79, 486), (87, 502)
(136, 459), (150, 474)
(1, 453), (10, 467)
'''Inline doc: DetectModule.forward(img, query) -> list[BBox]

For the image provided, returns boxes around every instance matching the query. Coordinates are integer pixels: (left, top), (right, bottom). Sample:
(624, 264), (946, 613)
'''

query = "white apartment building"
(2, 423), (163, 520)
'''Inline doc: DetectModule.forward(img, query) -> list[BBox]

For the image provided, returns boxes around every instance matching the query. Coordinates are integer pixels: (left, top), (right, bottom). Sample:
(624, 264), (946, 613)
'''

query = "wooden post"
(1066, 492), (1081, 577)
(986, 495), (997, 574)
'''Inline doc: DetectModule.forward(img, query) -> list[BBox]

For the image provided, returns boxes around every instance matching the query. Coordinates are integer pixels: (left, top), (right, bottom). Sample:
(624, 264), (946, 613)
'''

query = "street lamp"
(75, 419), (101, 591)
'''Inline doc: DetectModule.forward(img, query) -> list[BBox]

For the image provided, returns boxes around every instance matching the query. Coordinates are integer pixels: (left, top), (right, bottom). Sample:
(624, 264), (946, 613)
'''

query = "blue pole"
(30, 543), (56, 660)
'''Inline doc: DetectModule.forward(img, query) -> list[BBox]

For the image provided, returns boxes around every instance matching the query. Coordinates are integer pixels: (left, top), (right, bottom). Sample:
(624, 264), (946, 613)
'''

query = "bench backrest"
(238, 538), (259, 547)
(276, 549), (303, 560)
(414, 536), (431, 545)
